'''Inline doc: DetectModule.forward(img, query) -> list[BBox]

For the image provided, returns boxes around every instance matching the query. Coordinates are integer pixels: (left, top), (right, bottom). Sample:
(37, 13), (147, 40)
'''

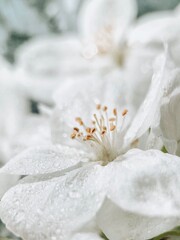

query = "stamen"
(71, 104), (129, 164)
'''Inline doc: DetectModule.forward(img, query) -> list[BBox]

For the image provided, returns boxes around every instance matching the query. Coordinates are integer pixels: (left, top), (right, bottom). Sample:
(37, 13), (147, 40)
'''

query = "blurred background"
(0, 0), (180, 239)
(0, 0), (180, 62)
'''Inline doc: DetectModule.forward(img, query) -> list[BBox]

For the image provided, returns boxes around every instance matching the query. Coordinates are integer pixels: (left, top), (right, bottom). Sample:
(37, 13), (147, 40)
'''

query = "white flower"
(1, 51), (180, 240)
(78, 0), (137, 57)
(14, 0), (137, 106)
(14, 34), (114, 105)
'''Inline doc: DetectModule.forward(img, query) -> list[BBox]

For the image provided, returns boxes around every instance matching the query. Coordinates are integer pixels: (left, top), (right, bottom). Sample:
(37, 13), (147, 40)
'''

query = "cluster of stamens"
(71, 104), (128, 163)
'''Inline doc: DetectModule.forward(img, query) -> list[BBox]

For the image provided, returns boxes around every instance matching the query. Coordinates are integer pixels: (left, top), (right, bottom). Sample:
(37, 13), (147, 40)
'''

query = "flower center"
(71, 104), (128, 165)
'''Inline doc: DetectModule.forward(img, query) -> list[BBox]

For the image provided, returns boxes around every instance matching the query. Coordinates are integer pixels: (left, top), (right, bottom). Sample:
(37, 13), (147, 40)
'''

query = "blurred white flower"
(0, 0), (48, 36)
(78, 0), (137, 59)
(14, 34), (114, 105)
(13, 0), (138, 106)
(124, 4), (180, 111)
(1, 51), (180, 240)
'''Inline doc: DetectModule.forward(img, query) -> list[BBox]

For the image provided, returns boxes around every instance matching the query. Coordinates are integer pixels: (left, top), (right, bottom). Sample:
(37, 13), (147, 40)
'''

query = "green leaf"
(100, 232), (109, 240)
(150, 226), (180, 240)
(161, 146), (168, 153)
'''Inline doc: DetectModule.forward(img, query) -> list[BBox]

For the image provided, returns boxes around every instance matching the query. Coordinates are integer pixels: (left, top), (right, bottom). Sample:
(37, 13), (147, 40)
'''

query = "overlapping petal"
(97, 198), (180, 240)
(0, 164), (110, 240)
(108, 149), (180, 218)
(0, 145), (89, 175)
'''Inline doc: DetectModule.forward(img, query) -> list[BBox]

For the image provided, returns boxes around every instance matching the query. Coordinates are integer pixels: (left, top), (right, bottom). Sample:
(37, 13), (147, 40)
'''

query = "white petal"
(0, 174), (18, 198)
(124, 45), (158, 113)
(159, 87), (180, 155)
(78, 0), (137, 45)
(108, 149), (180, 217)
(0, 164), (109, 240)
(10, 114), (51, 157)
(128, 10), (180, 45)
(0, 145), (88, 175)
(51, 73), (127, 146)
(125, 48), (178, 144)
(97, 198), (180, 240)
(71, 232), (103, 240)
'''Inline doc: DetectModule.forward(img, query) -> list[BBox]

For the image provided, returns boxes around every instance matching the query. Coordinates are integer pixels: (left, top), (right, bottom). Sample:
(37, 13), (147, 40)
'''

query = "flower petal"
(0, 164), (109, 240)
(51, 73), (127, 147)
(124, 48), (179, 144)
(78, 0), (137, 46)
(159, 87), (180, 155)
(0, 174), (18, 198)
(0, 145), (88, 175)
(108, 149), (180, 217)
(97, 198), (180, 240)
(71, 232), (104, 240)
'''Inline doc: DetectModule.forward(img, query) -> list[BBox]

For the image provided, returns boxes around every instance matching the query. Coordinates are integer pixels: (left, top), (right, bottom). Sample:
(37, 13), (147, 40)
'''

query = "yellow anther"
(91, 128), (96, 133)
(86, 128), (91, 133)
(103, 106), (108, 112)
(101, 130), (106, 135)
(96, 104), (101, 110)
(109, 117), (116, 122)
(85, 134), (93, 140)
(75, 117), (84, 126)
(113, 108), (117, 116)
(110, 124), (116, 131)
(122, 109), (128, 116)
(71, 132), (76, 139)
(73, 127), (79, 132)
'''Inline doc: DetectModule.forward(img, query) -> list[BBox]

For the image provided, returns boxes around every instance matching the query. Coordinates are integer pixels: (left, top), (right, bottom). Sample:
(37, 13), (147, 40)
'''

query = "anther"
(101, 130), (106, 135)
(110, 124), (116, 131)
(91, 128), (96, 133)
(75, 117), (84, 125)
(71, 133), (76, 139)
(86, 128), (91, 133)
(73, 127), (79, 132)
(122, 109), (128, 116)
(109, 117), (116, 122)
(85, 135), (93, 140)
(103, 106), (108, 111)
(96, 104), (101, 110)
(113, 108), (117, 116)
